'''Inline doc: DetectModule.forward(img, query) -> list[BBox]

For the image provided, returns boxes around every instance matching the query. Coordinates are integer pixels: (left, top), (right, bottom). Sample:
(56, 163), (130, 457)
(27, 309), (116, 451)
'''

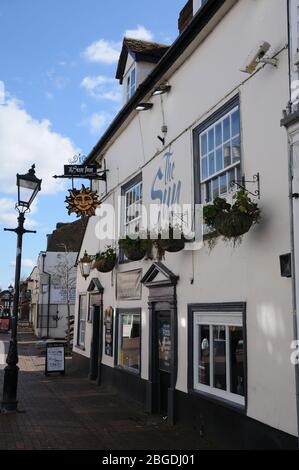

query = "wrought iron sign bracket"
(230, 173), (260, 199)
(52, 170), (109, 181)
(171, 210), (190, 227)
(53, 170), (109, 191)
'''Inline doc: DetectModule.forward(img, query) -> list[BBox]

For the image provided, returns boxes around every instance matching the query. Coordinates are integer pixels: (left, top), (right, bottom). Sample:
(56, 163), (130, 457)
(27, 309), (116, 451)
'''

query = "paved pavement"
(0, 330), (215, 450)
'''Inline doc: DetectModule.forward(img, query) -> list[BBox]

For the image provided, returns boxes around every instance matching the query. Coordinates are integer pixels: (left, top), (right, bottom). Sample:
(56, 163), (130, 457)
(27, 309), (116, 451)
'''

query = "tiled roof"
(46, 218), (88, 252)
(116, 38), (170, 81)
(124, 38), (169, 58)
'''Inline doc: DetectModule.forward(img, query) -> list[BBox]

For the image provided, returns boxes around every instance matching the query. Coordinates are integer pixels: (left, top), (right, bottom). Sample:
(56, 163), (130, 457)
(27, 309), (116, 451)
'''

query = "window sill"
(189, 388), (246, 415)
(114, 365), (141, 377)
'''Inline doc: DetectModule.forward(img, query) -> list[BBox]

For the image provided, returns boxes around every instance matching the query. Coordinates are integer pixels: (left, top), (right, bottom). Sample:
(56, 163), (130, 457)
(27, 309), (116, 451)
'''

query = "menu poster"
(158, 318), (172, 372)
(104, 306), (114, 357)
(45, 343), (65, 376)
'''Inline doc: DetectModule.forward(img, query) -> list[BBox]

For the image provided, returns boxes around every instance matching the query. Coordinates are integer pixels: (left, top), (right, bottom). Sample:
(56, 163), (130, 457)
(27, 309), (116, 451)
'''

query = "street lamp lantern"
(79, 251), (94, 279)
(8, 284), (14, 294)
(17, 164), (42, 210)
(1, 165), (42, 413)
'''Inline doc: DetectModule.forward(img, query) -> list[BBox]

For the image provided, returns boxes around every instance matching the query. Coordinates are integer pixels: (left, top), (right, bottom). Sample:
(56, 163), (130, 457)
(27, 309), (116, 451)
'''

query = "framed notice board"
(104, 306), (114, 357)
(45, 342), (65, 376)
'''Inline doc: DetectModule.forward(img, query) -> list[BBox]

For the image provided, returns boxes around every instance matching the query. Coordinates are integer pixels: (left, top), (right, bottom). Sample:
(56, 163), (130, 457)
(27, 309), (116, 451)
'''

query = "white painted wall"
(289, 0), (299, 104)
(74, 0), (297, 436)
(27, 266), (39, 327)
(32, 251), (77, 339)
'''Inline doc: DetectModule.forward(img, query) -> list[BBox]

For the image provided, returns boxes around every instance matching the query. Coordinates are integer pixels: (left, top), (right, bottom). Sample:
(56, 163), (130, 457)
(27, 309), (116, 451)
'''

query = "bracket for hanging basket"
(230, 173), (260, 199)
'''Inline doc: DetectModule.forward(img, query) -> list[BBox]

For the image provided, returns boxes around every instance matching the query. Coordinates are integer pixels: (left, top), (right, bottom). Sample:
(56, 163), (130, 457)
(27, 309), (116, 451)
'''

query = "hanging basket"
(94, 249), (116, 273)
(203, 190), (261, 247)
(119, 237), (149, 261)
(162, 238), (185, 253)
(123, 245), (147, 261)
(154, 225), (186, 259)
(215, 212), (254, 238)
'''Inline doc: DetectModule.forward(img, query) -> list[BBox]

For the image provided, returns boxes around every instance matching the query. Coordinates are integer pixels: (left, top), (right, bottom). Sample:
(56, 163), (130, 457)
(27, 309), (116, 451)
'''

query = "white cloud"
(82, 26), (154, 65)
(0, 198), (37, 228)
(81, 75), (115, 89)
(80, 75), (121, 102)
(45, 69), (70, 91)
(10, 258), (35, 268)
(0, 81), (4, 105)
(0, 82), (78, 196)
(83, 39), (121, 64)
(100, 90), (122, 102)
(87, 112), (111, 135)
(124, 25), (153, 41)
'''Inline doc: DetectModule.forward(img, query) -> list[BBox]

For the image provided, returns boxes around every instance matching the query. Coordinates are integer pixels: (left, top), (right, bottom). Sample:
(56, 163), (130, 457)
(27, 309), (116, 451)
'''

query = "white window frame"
(126, 67), (136, 102)
(124, 178), (143, 237)
(193, 311), (245, 406)
(199, 103), (241, 205)
(117, 311), (141, 373)
(77, 294), (87, 347)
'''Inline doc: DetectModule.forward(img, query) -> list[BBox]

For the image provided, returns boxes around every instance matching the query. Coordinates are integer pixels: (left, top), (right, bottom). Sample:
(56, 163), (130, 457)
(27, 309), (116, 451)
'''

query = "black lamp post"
(1, 165), (41, 413)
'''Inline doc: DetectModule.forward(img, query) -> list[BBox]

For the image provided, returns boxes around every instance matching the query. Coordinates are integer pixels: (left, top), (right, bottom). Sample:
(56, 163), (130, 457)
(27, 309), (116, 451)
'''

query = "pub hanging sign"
(64, 164), (97, 177)
(65, 184), (100, 217)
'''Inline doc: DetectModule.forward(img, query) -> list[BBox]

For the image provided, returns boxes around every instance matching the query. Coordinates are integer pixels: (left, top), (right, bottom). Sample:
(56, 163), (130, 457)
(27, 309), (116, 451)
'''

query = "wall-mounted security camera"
(240, 41), (278, 74)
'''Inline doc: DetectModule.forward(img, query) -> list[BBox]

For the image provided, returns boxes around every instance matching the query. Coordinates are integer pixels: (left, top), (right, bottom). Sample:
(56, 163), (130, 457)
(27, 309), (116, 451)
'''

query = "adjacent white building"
(72, 0), (299, 448)
(28, 220), (86, 340)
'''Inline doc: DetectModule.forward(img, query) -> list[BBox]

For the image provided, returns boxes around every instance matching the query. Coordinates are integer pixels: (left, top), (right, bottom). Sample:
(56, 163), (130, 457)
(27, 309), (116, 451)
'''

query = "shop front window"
(193, 309), (245, 406)
(118, 310), (141, 373)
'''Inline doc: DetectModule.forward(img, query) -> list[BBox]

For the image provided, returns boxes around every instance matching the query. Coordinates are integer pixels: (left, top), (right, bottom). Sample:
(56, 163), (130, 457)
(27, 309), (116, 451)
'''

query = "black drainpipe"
(41, 253), (51, 339)
(96, 290), (104, 385)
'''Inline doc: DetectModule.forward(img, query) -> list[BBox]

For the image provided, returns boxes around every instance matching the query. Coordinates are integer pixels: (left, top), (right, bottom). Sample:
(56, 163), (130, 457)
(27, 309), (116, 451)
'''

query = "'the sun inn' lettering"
(151, 151), (181, 207)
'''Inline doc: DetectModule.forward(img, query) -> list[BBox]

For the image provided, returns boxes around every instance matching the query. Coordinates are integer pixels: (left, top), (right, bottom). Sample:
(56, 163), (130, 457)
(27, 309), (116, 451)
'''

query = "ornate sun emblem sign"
(65, 185), (100, 217)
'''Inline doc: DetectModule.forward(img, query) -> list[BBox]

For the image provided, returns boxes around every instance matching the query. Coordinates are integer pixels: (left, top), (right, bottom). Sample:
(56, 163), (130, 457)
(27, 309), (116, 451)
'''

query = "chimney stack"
(178, 0), (193, 34)
(178, 0), (205, 34)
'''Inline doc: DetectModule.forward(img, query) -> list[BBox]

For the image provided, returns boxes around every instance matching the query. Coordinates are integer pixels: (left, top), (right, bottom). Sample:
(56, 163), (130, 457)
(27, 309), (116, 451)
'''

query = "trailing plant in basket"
(119, 234), (153, 261)
(154, 224), (187, 261)
(94, 246), (116, 273)
(203, 190), (261, 247)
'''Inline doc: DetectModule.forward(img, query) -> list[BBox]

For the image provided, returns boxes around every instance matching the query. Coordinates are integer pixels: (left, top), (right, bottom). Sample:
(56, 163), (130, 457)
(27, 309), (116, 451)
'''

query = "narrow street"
(0, 330), (214, 450)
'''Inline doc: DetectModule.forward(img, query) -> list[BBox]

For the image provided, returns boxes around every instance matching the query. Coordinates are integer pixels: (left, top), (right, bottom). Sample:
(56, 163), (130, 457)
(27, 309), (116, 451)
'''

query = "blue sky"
(0, 0), (185, 289)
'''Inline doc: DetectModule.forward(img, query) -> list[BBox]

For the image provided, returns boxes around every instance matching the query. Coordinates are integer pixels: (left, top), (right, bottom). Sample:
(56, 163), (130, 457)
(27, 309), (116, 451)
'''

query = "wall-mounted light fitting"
(152, 84), (171, 96)
(280, 253), (292, 278)
(136, 103), (153, 111)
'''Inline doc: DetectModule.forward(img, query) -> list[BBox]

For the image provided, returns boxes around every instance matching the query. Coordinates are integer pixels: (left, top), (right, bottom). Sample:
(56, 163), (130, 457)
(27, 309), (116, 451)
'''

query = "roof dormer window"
(127, 67), (136, 102)
(116, 38), (169, 105)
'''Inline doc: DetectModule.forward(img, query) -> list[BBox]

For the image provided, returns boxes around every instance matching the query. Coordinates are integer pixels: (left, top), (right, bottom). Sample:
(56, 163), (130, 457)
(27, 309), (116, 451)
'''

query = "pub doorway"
(87, 279), (104, 382)
(141, 263), (178, 425)
(156, 309), (172, 416)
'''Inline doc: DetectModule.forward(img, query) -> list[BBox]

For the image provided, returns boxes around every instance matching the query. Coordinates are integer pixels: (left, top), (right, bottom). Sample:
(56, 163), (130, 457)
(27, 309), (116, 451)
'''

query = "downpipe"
(288, 136), (299, 447)
(41, 253), (51, 339)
